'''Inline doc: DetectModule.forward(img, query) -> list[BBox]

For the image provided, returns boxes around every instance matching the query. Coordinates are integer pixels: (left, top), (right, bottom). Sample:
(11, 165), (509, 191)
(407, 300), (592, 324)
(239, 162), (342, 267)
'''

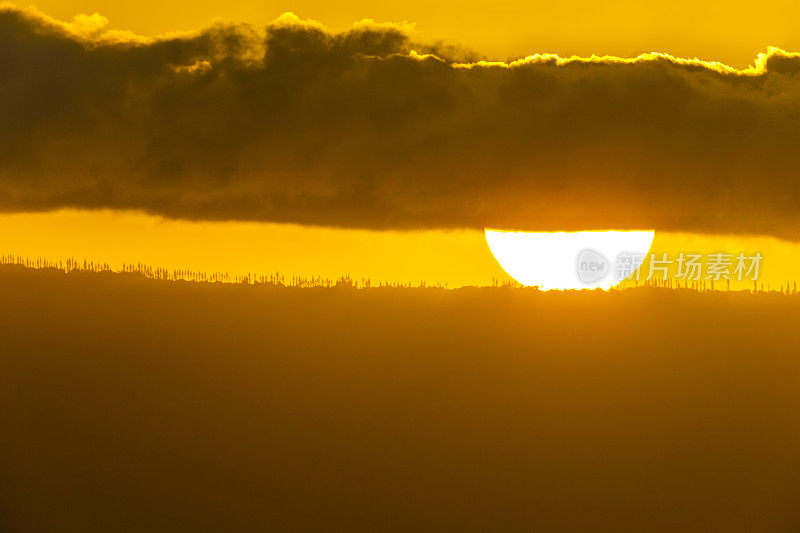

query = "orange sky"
(1, 210), (798, 289)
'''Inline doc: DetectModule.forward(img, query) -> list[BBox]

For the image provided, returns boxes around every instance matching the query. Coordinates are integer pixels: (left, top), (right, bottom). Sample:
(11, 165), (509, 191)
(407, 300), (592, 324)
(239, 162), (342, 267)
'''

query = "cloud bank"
(2, 3), (800, 237)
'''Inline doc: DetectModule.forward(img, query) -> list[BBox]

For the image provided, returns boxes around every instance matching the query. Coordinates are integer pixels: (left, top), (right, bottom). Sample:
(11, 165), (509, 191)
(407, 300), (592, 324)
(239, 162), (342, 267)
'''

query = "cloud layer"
(2, 3), (800, 237)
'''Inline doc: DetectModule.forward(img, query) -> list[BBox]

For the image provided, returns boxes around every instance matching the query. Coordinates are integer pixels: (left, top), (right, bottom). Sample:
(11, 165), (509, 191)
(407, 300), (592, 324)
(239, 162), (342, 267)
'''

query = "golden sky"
(2, 3), (800, 287)
(1, 210), (798, 289)
(0, 210), (510, 287)
(27, 0), (800, 67)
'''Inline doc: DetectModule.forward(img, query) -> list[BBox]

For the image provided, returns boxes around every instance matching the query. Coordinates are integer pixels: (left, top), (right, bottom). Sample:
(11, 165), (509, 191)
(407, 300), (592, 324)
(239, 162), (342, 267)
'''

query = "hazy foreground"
(1, 266), (799, 531)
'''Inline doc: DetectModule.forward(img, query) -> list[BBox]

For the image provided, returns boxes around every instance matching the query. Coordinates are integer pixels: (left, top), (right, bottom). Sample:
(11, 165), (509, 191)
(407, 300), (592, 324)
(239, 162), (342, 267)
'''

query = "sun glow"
(485, 229), (656, 290)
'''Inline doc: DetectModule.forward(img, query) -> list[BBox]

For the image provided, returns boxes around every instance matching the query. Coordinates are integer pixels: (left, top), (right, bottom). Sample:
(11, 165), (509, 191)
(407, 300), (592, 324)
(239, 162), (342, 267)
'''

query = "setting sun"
(485, 229), (655, 290)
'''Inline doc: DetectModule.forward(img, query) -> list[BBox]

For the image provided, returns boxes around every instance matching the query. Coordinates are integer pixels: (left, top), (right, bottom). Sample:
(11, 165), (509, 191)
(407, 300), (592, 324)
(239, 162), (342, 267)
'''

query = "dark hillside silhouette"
(1, 266), (799, 531)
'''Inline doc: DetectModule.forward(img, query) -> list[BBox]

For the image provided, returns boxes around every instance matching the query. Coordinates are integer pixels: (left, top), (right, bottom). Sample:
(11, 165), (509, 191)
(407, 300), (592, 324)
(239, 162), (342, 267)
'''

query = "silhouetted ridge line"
(0, 255), (456, 289)
(1, 255), (797, 293)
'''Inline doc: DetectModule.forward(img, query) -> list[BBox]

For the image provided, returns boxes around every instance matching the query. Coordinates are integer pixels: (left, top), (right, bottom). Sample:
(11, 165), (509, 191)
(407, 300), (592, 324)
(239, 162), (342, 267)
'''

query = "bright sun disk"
(485, 229), (655, 290)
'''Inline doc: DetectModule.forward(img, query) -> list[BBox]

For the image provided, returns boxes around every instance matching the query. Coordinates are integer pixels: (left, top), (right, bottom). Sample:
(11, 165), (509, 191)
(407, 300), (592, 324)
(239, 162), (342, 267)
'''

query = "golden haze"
(2, 210), (799, 289)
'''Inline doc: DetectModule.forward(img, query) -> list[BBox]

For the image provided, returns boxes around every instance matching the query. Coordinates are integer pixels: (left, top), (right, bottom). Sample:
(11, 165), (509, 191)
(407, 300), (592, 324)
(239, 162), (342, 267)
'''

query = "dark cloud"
(2, 4), (800, 237)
